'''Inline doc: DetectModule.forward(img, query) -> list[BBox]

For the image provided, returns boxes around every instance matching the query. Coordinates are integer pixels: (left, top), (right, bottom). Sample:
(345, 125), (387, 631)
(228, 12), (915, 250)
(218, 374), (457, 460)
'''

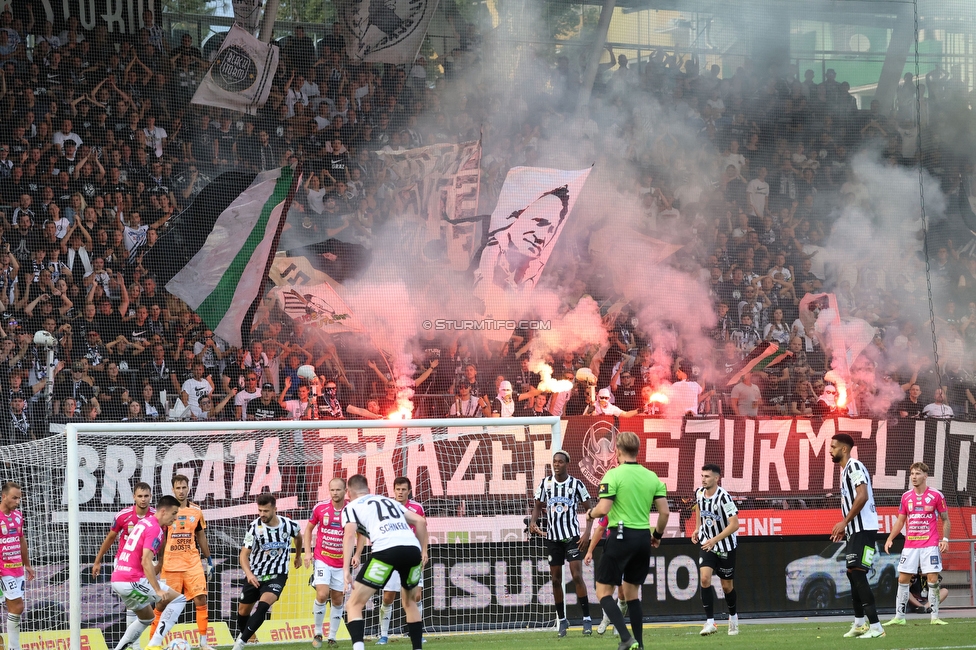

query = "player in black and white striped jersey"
(529, 450), (595, 637)
(830, 433), (884, 639)
(692, 464), (740, 636)
(233, 494), (304, 650)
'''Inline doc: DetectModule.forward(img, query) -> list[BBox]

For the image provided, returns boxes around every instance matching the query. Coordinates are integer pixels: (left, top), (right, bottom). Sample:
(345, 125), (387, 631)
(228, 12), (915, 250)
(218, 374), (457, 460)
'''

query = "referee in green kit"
(585, 431), (669, 650)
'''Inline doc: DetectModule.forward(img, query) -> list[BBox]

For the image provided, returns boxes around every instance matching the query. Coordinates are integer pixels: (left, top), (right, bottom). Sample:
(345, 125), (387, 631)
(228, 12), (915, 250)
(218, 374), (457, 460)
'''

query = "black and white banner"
(339, 0), (440, 63)
(192, 24), (279, 115)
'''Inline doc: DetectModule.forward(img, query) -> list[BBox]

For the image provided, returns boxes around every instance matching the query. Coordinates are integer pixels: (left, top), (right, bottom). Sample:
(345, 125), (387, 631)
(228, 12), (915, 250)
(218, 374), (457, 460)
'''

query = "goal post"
(65, 416), (562, 650)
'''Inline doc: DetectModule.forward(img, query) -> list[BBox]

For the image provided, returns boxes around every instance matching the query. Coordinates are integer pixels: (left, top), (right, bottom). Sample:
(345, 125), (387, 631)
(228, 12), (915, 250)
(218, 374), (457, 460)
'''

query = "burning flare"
(531, 359), (573, 393)
(824, 370), (848, 409)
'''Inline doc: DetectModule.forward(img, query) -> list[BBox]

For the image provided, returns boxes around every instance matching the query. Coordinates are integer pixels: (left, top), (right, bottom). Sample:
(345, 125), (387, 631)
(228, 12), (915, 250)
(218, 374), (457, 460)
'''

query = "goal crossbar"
(65, 416), (562, 650)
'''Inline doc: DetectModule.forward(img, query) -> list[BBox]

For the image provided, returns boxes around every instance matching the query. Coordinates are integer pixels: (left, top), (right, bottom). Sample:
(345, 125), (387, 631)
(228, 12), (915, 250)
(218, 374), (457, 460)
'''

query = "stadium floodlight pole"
(66, 416), (561, 648)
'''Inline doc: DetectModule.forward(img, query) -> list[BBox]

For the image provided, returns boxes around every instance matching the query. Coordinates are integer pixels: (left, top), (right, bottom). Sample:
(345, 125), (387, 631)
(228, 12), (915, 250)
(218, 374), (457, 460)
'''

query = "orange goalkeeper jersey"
(163, 504), (206, 572)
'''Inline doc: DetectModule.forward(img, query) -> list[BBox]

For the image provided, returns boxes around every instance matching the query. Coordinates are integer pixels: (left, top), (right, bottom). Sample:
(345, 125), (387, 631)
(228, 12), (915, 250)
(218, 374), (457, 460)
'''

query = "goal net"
(51, 417), (563, 648)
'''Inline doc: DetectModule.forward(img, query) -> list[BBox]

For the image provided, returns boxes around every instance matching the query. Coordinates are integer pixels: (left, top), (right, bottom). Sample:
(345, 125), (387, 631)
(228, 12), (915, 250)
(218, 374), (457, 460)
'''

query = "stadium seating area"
(0, 6), (971, 441)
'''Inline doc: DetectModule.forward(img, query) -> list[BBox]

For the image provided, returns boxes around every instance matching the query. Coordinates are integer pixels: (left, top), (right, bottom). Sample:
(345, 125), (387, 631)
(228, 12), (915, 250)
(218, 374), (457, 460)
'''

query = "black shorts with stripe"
(595, 528), (651, 586)
(356, 545), (423, 591)
(545, 536), (582, 566)
(239, 574), (288, 604)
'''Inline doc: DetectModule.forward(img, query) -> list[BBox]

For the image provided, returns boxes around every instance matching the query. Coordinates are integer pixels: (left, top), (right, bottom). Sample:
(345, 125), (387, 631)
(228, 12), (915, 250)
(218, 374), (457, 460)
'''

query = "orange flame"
(824, 370), (847, 409)
(530, 360), (574, 393)
(649, 392), (670, 404)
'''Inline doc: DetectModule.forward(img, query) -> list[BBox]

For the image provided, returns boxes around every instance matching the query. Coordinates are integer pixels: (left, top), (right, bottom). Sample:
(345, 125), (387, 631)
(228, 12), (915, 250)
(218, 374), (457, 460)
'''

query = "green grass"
(270, 618), (976, 649)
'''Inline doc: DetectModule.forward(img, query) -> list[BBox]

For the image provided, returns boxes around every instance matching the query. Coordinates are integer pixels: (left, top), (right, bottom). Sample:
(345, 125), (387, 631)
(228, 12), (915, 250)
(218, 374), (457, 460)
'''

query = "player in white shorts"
(304, 478), (351, 648)
(0, 481), (36, 650)
(110, 495), (187, 650)
(377, 477), (426, 644)
(883, 462), (950, 626)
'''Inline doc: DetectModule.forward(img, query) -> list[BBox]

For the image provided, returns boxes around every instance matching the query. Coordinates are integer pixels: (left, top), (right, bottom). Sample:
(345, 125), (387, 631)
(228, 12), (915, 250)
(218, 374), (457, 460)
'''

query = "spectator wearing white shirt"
(922, 388), (954, 420)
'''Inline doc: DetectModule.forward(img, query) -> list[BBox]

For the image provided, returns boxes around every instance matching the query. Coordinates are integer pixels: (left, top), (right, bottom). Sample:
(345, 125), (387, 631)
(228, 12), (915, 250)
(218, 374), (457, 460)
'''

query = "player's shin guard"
(328, 603), (344, 640)
(554, 600), (565, 621)
(579, 596), (590, 620)
(236, 612), (249, 640)
(626, 599), (643, 649)
(114, 616), (154, 650)
(850, 570), (879, 624)
(241, 601), (271, 642)
(379, 602), (392, 637)
(847, 571), (865, 618)
(124, 610), (142, 649)
(346, 618), (365, 650)
(313, 600), (328, 635)
(407, 621), (423, 650)
(599, 595), (631, 643)
(196, 605), (209, 644)
(725, 588), (738, 616)
(701, 584), (715, 619)
(928, 583), (940, 619)
(149, 595), (187, 647)
(895, 583), (910, 618)
(6, 613), (21, 650)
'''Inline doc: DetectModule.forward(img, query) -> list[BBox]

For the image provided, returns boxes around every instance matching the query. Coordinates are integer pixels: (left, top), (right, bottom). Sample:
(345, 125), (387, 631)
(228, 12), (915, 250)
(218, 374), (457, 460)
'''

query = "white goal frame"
(65, 416), (562, 650)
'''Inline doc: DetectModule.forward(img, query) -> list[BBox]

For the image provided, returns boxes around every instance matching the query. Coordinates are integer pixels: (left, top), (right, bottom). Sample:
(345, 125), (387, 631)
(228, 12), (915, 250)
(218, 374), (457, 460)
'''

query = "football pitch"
(270, 618), (976, 649)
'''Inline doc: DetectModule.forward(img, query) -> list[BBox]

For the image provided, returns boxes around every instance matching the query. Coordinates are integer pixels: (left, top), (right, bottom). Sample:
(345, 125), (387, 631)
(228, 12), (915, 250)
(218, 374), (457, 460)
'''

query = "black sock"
(851, 571), (879, 624)
(600, 595), (631, 643)
(701, 584), (714, 618)
(346, 619), (365, 645)
(626, 599), (643, 648)
(725, 589), (737, 616)
(848, 572), (865, 618)
(236, 612), (250, 640)
(579, 596), (590, 619)
(407, 621), (423, 650)
(242, 601), (271, 642)
(554, 600), (565, 620)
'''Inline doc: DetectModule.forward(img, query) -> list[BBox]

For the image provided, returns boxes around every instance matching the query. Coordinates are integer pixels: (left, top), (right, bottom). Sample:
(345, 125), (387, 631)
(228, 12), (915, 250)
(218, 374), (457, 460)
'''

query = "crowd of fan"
(0, 5), (971, 444)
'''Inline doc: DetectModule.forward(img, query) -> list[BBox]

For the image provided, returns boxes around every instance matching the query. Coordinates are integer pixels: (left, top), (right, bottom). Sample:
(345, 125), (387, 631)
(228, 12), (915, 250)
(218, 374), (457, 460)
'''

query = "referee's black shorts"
(239, 574), (288, 604)
(595, 528), (651, 586)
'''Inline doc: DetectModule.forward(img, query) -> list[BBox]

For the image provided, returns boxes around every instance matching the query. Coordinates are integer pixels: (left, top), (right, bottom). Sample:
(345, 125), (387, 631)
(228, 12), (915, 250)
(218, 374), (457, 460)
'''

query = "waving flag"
(726, 342), (793, 387)
(165, 166), (301, 347)
(340, 0), (440, 63)
(192, 25), (279, 115)
(272, 282), (364, 334)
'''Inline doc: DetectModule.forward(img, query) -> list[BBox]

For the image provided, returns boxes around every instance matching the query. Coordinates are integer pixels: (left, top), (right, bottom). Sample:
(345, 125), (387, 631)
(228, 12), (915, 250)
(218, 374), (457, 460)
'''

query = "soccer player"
(829, 433), (884, 639)
(692, 464), (740, 636)
(232, 493), (303, 650)
(92, 482), (154, 650)
(883, 461), (950, 626)
(529, 450), (594, 636)
(304, 477), (349, 647)
(152, 475), (214, 649)
(342, 474), (429, 650)
(585, 431), (669, 650)
(377, 477), (426, 644)
(0, 482), (35, 650)
(109, 495), (186, 650)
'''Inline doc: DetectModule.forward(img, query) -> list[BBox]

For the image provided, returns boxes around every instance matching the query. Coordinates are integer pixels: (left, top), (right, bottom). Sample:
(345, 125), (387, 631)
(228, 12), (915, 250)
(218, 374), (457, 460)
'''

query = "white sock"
(871, 622), (883, 632)
(149, 595), (187, 647)
(124, 611), (143, 650)
(706, 618), (715, 626)
(730, 614), (738, 623)
(313, 600), (327, 635)
(895, 583), (910, 618)
(854, 617), (865, 627)
(329, 603), (344, 640)
(416, 601), (423, 623)
(583, 615), (591, 621)
(379, 603), (392, 637)
(928, 583), (940, 619)
(353, 643), (365, 650)
(7, 613), (21, 650)
(113, 616), (153, 650)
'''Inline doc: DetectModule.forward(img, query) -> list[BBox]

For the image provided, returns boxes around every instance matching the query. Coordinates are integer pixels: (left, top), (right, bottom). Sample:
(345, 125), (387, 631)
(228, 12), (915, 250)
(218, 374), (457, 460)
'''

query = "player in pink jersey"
(109, 495), (188, 650)
(0, 482), (35, 650)
(377, 477), (426, 644)
(93, 482), (155, 650)
(303, 477), (351, 648)
(883, 462), (950, 626)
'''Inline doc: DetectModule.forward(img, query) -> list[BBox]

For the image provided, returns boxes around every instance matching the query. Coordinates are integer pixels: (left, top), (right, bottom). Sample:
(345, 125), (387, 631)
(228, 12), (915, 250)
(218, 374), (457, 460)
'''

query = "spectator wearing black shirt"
(247, 382), (287, 420)
(896, 384), (924, 420)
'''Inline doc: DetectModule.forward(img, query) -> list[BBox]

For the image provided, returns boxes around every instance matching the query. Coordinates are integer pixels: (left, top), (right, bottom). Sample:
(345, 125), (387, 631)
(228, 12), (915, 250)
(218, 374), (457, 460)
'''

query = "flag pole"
(241, 162), (303, 344)
(258, 0), (280, 44)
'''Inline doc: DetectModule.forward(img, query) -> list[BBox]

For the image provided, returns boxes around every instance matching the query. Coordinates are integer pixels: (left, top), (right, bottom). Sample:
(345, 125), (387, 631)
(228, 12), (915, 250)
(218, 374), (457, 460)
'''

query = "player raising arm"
(92, 482), (154, 650)
(883, 462), (950, 626)
(304, 477), (349, 648)
(0, 482), (35, 650)
(342, 474), (428, 650)
(377, 477), (426, 644)
(233, 494), (303, 650)
(109, 495), (186, 650)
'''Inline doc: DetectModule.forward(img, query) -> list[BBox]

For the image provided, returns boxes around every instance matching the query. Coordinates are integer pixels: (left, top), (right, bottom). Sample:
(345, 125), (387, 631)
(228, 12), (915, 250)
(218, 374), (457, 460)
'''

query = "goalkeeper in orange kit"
(152, 474), (215, 649)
